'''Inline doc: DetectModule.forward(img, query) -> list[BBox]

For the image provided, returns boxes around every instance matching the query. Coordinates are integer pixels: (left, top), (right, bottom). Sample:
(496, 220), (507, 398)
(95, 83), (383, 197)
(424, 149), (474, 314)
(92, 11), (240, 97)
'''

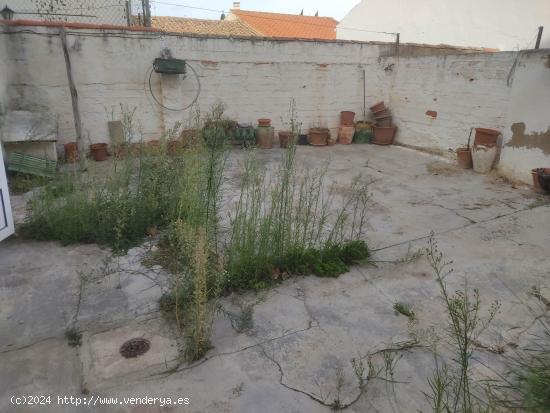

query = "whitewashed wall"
(385, 52), (515, 153)
(499, 51), (550, 182)
(1, 24), (549, 183)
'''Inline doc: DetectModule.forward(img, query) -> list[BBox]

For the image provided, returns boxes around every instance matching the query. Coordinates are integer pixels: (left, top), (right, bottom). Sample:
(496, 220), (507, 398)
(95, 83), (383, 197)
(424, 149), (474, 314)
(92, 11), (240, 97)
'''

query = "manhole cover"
(120, 338), (150, 358)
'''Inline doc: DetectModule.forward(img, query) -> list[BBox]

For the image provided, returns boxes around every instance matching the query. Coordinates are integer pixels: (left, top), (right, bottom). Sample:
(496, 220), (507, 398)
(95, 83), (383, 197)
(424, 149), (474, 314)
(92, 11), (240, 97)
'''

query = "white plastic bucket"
(472, 144), (498, 174)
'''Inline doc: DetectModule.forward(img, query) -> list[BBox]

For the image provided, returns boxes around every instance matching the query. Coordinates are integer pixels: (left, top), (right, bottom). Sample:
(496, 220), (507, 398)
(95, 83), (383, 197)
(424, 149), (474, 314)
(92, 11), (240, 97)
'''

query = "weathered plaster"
(1, 25), (549, 183)
(506, 123), (550, 156)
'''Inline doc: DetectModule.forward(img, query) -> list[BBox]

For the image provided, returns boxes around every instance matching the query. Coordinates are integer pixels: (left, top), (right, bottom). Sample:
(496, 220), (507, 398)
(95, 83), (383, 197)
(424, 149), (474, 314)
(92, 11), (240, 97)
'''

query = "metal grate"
(120, 338), (150, 358)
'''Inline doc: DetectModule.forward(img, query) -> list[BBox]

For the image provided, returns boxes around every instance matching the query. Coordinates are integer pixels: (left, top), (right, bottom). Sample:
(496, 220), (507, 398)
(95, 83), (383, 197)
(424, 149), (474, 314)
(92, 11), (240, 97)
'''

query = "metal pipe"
(535, 26), (543, 49)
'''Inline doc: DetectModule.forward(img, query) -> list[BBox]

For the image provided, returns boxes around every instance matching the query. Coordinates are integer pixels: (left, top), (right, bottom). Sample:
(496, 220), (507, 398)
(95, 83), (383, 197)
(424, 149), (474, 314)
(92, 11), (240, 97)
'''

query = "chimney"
(232, 2), (240, 9)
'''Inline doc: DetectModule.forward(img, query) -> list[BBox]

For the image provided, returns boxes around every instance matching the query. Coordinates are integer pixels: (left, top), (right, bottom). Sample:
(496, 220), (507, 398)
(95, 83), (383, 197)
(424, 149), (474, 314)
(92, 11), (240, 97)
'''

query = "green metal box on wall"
(153, 58), (186, 75)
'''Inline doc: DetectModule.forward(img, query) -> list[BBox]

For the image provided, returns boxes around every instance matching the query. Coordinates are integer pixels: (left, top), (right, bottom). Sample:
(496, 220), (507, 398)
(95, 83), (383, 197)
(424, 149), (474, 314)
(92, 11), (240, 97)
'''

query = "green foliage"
(393, 302), (416, 320)
(225, 144), (370, 291)
(22, 152), (184, 251)
(424, 234), (501, 413)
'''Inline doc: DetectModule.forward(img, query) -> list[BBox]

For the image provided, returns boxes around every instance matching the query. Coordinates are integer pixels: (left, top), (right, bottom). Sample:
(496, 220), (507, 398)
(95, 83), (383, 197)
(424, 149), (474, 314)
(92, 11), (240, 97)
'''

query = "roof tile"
(230, 10), (337, 40)
(152, 16), (260, 37)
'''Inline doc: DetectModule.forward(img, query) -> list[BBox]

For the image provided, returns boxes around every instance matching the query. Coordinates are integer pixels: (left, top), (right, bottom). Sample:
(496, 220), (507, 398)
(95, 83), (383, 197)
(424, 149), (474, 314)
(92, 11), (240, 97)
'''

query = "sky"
(149, 0), (361, 20)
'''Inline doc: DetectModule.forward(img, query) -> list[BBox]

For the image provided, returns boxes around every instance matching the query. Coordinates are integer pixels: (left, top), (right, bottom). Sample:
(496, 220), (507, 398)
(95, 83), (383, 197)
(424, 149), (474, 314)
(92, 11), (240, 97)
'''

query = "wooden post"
(395, 33), (400, 57)
(59, 27), (84, 165)
(142, 0), (151, 27)
(125, 1), (131, 26)
(535, 26), (543, 49)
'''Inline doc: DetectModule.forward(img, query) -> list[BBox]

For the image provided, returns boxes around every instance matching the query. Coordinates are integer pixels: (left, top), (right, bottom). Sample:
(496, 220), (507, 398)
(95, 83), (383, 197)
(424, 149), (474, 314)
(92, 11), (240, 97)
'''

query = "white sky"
(149, 0), (361, 20)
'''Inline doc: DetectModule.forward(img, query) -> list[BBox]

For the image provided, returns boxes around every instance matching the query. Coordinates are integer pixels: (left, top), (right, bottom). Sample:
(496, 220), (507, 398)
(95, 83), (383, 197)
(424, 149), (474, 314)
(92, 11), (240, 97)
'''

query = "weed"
(65, 327), (82, 347)
(232, 382), (245, 397)
(7, 173), (50, 195)
(222, 300), (256, 334)
(423, 233), (501, 413)
(393, 302), (416, 320)
(184, 229), (215, 362)
(225, 145), (370, 291)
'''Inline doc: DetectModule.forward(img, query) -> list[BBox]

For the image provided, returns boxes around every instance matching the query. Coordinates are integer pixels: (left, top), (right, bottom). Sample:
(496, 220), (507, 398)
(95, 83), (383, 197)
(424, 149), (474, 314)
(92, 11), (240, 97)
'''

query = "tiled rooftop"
(151, 16), (260, 37)
(229, 9), (337, 40)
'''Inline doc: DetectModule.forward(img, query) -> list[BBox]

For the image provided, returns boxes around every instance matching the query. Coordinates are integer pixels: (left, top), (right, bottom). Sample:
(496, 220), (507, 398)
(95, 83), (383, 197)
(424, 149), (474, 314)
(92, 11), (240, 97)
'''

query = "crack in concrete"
(372, 204), (542, 253)
(148, 322), (320, 380)
(258, 340), (422, 410)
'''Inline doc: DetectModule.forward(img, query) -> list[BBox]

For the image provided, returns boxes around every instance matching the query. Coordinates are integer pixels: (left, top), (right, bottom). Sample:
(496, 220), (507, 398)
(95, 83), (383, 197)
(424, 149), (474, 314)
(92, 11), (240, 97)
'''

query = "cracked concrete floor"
(1, 145), (549, 412)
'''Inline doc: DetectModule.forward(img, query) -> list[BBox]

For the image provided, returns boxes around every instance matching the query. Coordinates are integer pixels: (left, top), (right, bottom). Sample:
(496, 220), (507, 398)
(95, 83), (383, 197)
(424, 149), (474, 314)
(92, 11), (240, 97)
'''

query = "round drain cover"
(120, 338), (150, 358)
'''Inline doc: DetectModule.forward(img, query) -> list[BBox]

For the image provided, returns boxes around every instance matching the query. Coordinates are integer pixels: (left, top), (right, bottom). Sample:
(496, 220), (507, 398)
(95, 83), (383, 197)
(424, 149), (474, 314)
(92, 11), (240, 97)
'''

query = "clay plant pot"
(147, 140), (161, 151)
(308, 128), (330, 146)
(257, 118), (271, 127)
(340, 111), (355, 126)
(89, 143), (108, 162)
(370, 101), (385, 113)
(372, 126), (397, 145)
(278, 131), (295, 148)
(456, 147), (473, 169)
(167, 140), (183, 155)
(532, 168), (550, 194)
(373, 108), (391, 117)
(375, 116), (393, 127)
(338, 126), (355, 145)
(64, 142), (79, 163)
(474, 128), (500, 148)
(256, 126), (274, 149)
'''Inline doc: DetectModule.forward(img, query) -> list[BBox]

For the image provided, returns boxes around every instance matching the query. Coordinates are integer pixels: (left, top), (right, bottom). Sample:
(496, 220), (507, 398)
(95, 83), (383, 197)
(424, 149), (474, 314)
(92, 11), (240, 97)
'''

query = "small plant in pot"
(278, 99), (302, 148)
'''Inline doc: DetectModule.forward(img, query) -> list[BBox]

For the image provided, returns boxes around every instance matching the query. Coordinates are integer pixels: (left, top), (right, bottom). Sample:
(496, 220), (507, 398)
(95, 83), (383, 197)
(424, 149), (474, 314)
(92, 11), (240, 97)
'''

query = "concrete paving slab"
(80, 317), (179, 392)
(2, 144), (549, 412)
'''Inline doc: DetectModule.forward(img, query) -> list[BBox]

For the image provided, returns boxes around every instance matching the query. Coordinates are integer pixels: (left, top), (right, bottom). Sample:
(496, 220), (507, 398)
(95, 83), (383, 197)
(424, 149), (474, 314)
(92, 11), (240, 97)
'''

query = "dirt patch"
(426, 161), (462, 176)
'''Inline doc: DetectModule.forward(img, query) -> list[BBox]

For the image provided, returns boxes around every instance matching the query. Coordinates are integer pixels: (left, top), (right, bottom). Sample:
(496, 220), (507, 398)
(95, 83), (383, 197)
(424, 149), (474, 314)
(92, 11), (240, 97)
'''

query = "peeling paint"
(505, 122), (550, 155)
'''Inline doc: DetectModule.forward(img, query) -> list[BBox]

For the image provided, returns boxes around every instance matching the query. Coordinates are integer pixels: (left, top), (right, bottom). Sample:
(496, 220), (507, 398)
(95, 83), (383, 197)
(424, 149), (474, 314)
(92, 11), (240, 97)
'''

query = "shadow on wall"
(505, 122), (550, 155)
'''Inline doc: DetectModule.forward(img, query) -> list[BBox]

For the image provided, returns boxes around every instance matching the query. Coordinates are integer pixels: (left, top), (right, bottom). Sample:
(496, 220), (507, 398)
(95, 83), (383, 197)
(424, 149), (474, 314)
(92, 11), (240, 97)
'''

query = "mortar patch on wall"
(506, 122), (550, 155)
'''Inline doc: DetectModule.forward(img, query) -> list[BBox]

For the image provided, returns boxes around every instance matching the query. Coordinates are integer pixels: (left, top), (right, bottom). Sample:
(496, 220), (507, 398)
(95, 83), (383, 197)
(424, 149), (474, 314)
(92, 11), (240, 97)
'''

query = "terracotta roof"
(229, 9), (337, 40)
(151, 16), (260, 37)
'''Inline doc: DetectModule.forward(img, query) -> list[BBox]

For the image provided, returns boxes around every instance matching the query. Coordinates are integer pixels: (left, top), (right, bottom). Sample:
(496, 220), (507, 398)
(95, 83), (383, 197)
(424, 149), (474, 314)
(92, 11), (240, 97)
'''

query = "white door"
(0, 153), (14, 242)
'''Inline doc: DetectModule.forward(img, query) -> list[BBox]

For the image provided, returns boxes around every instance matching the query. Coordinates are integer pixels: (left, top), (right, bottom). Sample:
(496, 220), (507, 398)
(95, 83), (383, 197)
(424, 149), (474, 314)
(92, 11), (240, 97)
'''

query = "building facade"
(337, 0), (550, 51)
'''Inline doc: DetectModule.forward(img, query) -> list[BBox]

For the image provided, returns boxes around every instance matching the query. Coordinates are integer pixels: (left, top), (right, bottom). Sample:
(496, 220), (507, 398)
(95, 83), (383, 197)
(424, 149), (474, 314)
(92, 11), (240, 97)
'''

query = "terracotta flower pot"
(474, 128), (500, 148)
(147, 140), (161, 151)
(372, 126), (397, 145)
(375, 115), (393, 127)
(256, 126), (274, 149)
(308, 128), (330, 146)
(370, 101), (385, 113)
(64, 142), (79, 163)
(278, 131), (295, 148)
(89, 143), (108, 161)
(532, 168), (550, 194)
(340, 111), (355, 126)
(257, 118), (271, 127)
(167, 140), (182, 155)
(456, 147), (473, 169)
(338, 126), (355, 145)
(373, 108), (391, 117)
